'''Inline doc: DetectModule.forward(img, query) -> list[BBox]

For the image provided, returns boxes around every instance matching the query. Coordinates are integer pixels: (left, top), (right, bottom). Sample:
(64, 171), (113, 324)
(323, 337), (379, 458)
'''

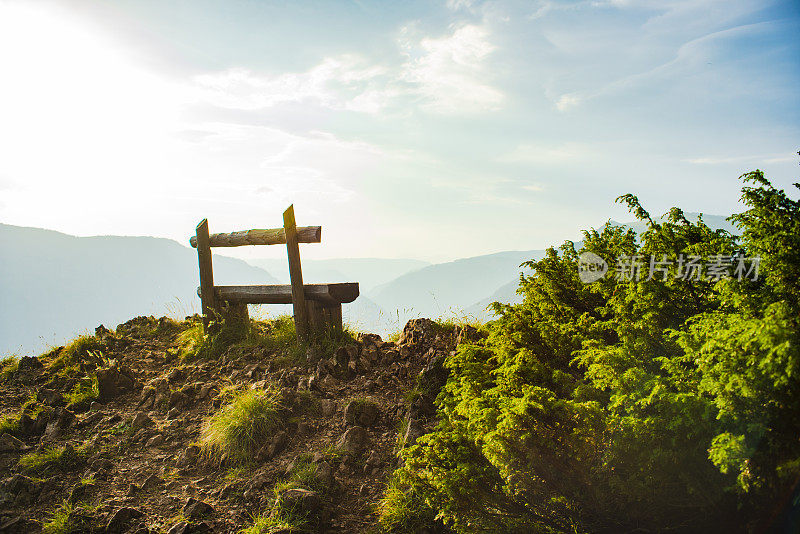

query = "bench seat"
(197, 283), (359, 305)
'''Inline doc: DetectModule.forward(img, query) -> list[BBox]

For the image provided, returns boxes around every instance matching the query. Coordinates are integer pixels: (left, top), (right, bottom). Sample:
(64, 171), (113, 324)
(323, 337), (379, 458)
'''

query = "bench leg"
(306, 300), (325, 333)
(324, 304), (343, 331)
(222, 302), (249, 331)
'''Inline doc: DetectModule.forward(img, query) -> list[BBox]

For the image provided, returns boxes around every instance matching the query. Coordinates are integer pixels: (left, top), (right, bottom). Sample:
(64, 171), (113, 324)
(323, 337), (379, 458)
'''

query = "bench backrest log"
(190, 205), (357, 339)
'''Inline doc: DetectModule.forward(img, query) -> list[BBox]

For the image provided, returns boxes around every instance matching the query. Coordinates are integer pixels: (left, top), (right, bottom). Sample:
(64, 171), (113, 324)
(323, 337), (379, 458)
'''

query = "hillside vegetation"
(387, 170), (800, 532)
(0, 311), (475, 533)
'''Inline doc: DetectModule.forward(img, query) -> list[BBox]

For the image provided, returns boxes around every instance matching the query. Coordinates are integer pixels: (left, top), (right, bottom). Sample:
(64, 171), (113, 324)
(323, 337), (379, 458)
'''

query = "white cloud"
(399, 24), (503, 114)
(193, 56), (394, 113)
(192, 23), (503, 116)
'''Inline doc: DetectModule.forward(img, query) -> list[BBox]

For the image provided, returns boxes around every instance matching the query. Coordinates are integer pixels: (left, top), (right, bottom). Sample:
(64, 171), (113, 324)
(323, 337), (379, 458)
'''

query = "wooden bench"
(190, 205), (359, 339)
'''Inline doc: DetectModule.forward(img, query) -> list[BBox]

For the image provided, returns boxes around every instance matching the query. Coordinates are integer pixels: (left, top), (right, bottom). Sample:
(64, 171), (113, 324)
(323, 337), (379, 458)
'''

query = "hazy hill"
(0, 213), (736, 354)
(368, 250), (546, 323)
(0, 224), (279, 357)
(243, 257), (429, 292)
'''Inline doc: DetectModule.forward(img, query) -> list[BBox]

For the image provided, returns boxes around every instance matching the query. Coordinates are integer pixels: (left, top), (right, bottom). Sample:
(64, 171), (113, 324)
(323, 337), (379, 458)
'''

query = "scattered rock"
(16, 356), (43, 372)
(95, 324), (111, 338)
(78, 411), (104, 429)
(97, 365), (139, 401)
(0, 515), (37, 533)
(183, 498), (214, 520)
(106, 507), (144, 533)
(398, 318), (439, 347)
(167, 368), (185, 383)
(169, 390), (191, 410)
(336, 426), (369, 453)
(68, 482), (96, 504)
(314, 460), (334, 489)
(37, 388), (65, 407)
(131, 412), (154, 432)
(319, 399), (335, 416)
(142, 474), (163, 491)
(274, 487), (322, 516)
(176, 445), (200, 467)
(145, 434), (164, 448)
(343, 399), (379, 427)
(257, 430), (288, 461)
(43, 407), (76, 440)
(0, 433), (24, 452)
(0, 474), (40, 506)
(167, 521), (212, 534)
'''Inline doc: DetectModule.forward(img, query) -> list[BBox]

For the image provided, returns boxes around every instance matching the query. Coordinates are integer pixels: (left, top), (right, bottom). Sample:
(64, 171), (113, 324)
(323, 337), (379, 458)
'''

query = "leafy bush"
(390, 171), (800, 532)
(201, 387), (285, 463)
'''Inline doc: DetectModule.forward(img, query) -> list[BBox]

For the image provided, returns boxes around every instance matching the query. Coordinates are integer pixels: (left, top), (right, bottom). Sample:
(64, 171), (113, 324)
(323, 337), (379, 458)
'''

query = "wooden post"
(223, 302), (249, 330)
(325, 304), (343, 330)
(284, 205), (309, 340)
(306, 300), (324, 333)
(196, 219), (217, 331)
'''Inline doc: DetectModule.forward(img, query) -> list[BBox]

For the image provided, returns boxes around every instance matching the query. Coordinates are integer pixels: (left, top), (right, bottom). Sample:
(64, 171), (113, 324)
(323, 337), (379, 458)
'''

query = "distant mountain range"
(242, 257), (430, 293)
(0, 224), (278, 357)
(0, 213), (738, 357)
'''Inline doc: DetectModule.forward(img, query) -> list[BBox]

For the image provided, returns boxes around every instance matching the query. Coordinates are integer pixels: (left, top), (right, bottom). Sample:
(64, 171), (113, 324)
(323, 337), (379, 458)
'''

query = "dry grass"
(200, 387), (285, 464)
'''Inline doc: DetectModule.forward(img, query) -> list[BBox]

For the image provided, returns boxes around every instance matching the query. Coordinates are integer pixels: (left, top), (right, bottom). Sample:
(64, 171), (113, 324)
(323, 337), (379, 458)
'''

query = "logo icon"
(578, 251), (608, 283)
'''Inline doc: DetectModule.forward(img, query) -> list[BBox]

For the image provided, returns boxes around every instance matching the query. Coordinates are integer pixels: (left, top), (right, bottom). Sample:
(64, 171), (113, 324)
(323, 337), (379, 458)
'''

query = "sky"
(0, 0), (797, 262)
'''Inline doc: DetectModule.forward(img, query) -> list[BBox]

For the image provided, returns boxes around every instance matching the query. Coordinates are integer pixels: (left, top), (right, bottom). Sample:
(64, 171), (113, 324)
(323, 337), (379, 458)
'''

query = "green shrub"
(201, 388), (285, 463)
(393, 171), (800, 532)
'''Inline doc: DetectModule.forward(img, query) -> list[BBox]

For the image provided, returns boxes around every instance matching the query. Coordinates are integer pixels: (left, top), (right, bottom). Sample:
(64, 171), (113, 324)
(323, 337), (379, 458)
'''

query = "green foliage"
(0, 356), (19, 381)
(201, 387), (285, 464)
(0, 413), (20, 436)
(47, 336), (104, 377)
(18, 443), (90, 474)
(42, 501), (76, 534)
(376, 470), (442, 534)
(394, 171), (800, 532)
(177, 316), (249, 361)
(241, 509), (308, 534)
(65, 376), (99, 406)
(42, 500), (99, 534)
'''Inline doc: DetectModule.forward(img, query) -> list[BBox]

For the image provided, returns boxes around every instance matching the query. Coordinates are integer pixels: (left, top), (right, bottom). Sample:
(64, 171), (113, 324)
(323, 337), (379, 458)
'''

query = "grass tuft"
(17, 443), (90, 474)
(178, 316), (249, 361)
(46, 336), (104, 377)
(42, 501), (75, 534)
(0, 413), (20, 436)
(376, 471), (439, 534)
(241, 509), (308, 534)
(201, 387), (285, 464)
(42, 500), (99, 534)
(0, 356), (19, 382)
(65, 377), (99, 407)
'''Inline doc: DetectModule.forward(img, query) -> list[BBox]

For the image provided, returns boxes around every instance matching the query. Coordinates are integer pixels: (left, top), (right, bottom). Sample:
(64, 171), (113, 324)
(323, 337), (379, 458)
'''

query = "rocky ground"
(0, 315), (479, 533)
